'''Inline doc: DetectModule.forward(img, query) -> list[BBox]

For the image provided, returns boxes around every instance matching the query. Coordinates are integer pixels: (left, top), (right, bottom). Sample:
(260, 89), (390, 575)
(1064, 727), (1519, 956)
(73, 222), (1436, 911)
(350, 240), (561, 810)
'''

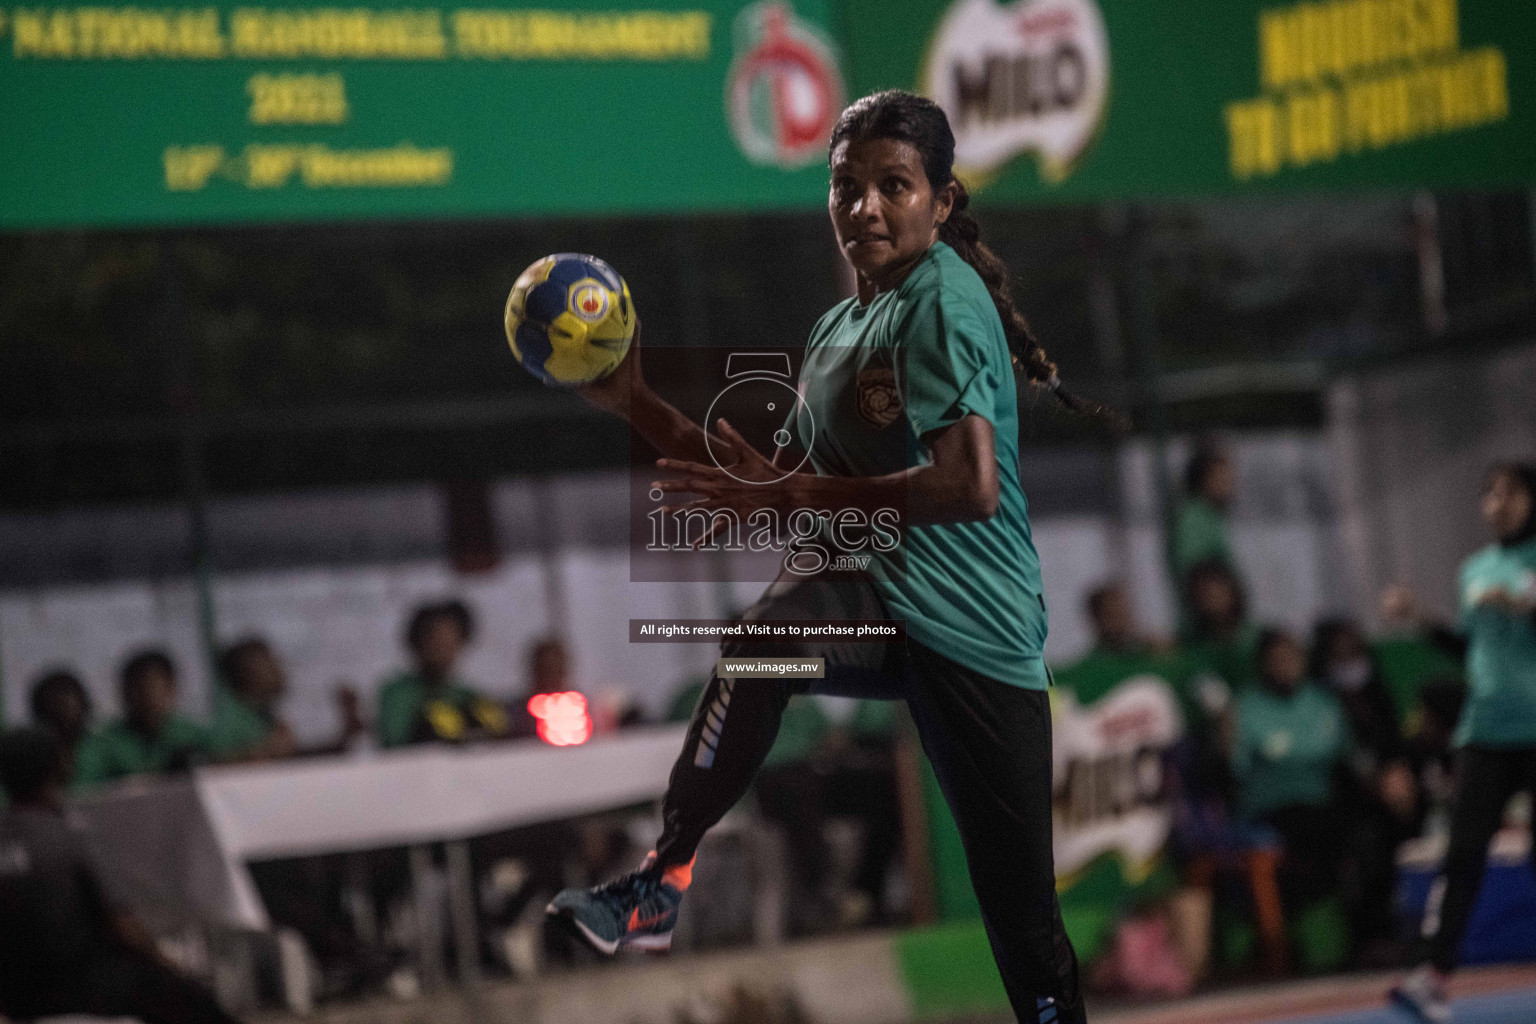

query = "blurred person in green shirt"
(1376, 582), (1467, 722)
(209, 638), (296, 762)
(1395, 463), (1536, 1023)
(1309, 619), (1419, 963)
(753, 695), (902, 933)
(1170, 441), (1239, 590)
(375, 600), (508, 748)
(1053, 581), (1198, 708)
(208, 637), (389, 997)
(209, 637), (365, 762)
(1182, 560), (1261, 697)
(74, 650), (211, 788)
(1309, 620), (1410, 777)
(1230, 629), (1350, 931)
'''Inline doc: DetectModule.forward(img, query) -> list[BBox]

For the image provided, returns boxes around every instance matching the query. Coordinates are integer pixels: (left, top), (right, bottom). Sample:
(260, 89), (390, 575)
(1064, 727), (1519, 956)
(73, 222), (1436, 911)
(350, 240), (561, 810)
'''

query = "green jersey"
(1453, 538), (1536, 747)
(1169, 496), (1239, 639)
(73, 715), (213, 788)
(207, 686), (276, 759)
(791, 241), (1047, 689)
(375, 671), (493, 748)
(1169, 496), (1235, 583)
(1231, 683), (1348, 820)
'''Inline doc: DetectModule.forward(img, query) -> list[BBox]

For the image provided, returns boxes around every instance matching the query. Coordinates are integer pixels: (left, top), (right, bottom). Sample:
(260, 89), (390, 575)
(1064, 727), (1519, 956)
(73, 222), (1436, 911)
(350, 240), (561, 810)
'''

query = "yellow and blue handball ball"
(504, 252), (635, 387)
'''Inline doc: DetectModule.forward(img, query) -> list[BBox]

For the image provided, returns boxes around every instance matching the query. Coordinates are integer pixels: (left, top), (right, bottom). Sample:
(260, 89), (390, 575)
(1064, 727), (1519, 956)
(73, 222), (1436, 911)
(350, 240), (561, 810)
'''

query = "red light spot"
(527, 691), (592, 746)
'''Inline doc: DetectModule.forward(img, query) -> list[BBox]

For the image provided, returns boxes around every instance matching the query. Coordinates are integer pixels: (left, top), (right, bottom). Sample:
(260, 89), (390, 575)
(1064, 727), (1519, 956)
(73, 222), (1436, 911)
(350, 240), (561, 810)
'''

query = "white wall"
(2, 430), (1356, 735)
(1328, 342), (1536, 626)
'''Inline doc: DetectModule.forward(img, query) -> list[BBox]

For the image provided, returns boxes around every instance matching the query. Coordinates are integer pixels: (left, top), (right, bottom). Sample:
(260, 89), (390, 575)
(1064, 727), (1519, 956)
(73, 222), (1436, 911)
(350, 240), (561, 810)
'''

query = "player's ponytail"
(830, 90), (1122, 428)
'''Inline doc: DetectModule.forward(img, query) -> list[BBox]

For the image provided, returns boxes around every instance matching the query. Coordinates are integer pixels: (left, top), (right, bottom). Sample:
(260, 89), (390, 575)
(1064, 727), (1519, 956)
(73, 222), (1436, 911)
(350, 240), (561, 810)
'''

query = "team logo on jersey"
(569, 280), (610, 322)
(856, 367), (902, 428)
(922, 0), (1110, 183)
(725, 2), (845, 169)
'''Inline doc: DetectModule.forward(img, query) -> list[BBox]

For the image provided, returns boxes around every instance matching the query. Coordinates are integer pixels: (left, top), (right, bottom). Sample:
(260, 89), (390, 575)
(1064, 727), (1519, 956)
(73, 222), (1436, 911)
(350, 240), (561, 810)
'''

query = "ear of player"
(504, 252), (636, 387)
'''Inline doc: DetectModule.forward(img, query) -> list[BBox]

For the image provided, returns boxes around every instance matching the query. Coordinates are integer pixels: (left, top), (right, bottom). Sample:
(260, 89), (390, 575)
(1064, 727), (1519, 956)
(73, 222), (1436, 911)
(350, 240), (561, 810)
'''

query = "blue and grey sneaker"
(1390, 965), (1452, 1024)
(546, 853), (692, 954)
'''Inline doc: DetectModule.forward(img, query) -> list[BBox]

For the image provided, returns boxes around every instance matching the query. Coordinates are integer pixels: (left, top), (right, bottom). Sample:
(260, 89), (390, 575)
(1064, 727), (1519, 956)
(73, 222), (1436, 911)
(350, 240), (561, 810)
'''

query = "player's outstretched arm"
(575, 316), (714, 465)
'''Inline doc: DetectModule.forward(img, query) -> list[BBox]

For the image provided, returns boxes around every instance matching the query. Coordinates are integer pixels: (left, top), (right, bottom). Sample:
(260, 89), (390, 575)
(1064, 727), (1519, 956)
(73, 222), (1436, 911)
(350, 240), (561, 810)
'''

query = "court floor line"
(1095, 964), (1536, 1024)
(1283, 988), (1536, 1024)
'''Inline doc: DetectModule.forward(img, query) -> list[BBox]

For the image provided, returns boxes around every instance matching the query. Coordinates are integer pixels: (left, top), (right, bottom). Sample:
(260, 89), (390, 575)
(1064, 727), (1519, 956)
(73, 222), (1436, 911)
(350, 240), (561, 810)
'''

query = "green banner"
(2, 0), (1531, 229)
(0, 0), (846, 227)
(842, 0), (1532, 202)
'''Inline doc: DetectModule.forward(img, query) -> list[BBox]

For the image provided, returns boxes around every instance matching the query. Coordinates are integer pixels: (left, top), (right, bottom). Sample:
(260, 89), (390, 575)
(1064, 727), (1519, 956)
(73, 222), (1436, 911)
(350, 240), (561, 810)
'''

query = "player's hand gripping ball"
(504, 253), (635, 387)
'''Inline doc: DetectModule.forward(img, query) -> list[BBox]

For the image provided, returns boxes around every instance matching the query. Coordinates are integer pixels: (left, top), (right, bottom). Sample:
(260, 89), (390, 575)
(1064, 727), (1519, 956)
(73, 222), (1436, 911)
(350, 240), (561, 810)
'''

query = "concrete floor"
(252, 935), (1536, 1024)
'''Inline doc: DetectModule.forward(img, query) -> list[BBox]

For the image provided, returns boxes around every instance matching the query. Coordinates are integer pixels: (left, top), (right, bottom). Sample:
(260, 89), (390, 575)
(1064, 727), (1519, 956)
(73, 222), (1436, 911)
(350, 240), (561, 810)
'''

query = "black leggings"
(1420, 744), (1536, 974)
(653, 574), (1084, 1024)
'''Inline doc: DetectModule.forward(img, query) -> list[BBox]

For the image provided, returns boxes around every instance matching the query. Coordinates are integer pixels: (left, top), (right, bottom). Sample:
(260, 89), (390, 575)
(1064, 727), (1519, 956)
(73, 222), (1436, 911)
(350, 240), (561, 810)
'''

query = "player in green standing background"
(547, 90), (1118, 1024)
(1392, 463), (1536, 1024)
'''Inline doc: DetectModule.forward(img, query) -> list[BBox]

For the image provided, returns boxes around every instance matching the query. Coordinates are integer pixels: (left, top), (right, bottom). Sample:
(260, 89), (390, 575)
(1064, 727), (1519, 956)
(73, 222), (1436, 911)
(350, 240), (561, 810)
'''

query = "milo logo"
(923, 0), (1109, 183)
(725, 1), (846, 169)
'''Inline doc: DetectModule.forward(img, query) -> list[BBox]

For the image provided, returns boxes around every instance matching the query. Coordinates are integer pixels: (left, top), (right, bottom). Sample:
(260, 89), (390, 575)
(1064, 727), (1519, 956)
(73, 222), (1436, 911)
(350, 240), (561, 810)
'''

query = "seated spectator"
(1055, 582), (1202, 709)
(74, 650), (212, 788)
(210, 636), (364, 762)
(376, 600), (509, 747)
(1311, 619), (1408, 770)
(1231, 630), (1350, 933)
(210, 637), (297, 762)
(1310, 619), (1418, 962)
(1376, 582), (1468, 718)
(1182, 560), (1260, 694)
(29, 668), (94, 780)
(1066, 582), (1163, 663)
(0, 727), (243, 1024)
(204, 639), (391, 996)
(1057, 582), (1231, 853)
(754, 696), (902, 932)
(833, 700), (903, 926)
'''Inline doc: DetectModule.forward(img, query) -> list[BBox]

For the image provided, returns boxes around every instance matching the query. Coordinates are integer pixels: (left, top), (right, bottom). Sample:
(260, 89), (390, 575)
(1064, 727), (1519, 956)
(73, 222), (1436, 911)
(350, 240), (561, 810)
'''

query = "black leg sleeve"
(1423, 746), (1519, 974)
(654, 574), (897, 870)
(903, 643), (1085, 1024)
(654, 664), (797, 868)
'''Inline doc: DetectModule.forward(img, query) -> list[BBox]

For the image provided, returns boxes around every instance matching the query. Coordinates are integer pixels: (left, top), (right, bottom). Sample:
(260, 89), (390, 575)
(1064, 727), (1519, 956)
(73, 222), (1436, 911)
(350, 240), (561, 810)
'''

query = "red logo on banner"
(726, 2), (845, 169)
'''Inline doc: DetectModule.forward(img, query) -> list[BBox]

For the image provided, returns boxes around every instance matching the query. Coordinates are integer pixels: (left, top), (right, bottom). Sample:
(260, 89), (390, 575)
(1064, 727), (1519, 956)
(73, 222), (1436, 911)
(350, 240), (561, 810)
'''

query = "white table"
(72, 726), (689, 989)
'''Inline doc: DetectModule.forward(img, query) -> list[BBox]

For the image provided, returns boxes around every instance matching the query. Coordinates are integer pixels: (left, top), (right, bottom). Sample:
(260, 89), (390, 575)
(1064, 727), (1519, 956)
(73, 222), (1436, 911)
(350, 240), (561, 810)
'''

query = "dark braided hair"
(829, 90), (1120, 426)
